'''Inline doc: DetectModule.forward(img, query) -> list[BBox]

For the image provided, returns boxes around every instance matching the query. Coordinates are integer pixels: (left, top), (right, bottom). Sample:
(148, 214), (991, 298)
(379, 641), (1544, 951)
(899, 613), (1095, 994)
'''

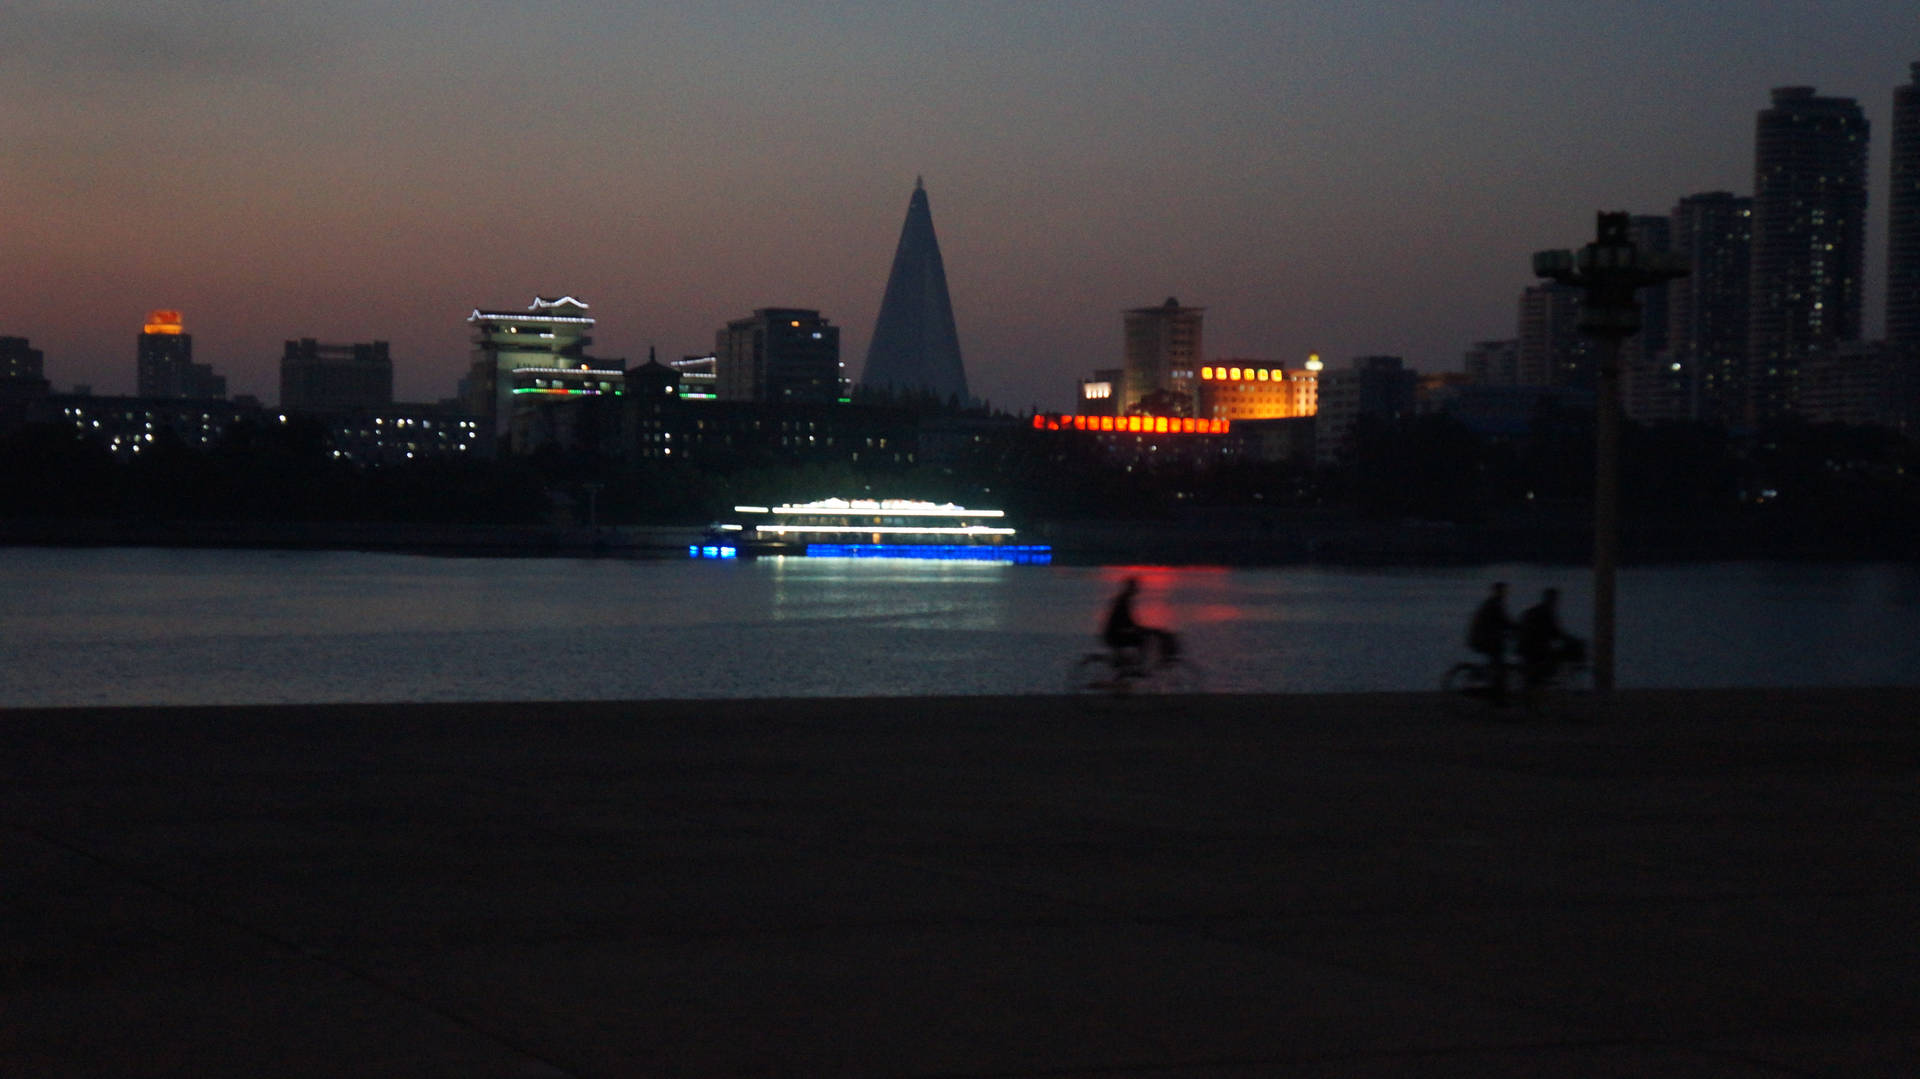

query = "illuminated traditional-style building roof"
(467, 296), (596, 325)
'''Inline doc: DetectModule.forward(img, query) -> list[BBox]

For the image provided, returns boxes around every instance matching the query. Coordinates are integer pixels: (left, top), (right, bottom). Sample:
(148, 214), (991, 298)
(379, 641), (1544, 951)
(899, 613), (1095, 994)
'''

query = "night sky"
(3, 2), (1913, 412)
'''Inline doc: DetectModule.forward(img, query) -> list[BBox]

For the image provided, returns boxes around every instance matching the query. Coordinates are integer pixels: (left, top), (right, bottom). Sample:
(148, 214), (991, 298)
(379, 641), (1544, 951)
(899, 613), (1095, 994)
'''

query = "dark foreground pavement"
(3, 688), (1918, 1077)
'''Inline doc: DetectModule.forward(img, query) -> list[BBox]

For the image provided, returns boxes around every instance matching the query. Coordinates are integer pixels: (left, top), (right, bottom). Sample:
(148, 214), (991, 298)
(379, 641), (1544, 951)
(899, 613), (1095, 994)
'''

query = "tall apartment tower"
(136, 310), (226, 399)
(1889, 63), (1920, 364)
(1516, 283), (1591, 387)
(1122, 298), (1203, 415)
(860, 179), (968, 404)
(281, 339), (394, 412)
(1748, 86), (1869, 424)
(717, 308), (842, 404)
(1619, 215), (1691, 420)
(1668, 192), (1753, 427)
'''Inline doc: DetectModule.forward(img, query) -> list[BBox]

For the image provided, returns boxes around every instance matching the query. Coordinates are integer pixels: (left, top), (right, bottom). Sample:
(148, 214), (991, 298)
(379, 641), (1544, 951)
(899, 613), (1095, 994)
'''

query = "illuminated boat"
(689, 498), (1051, 563)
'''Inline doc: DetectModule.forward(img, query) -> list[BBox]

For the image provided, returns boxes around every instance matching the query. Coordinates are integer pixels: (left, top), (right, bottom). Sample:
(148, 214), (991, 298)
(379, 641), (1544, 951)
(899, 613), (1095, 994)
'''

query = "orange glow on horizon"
(143, 310), (184, 335)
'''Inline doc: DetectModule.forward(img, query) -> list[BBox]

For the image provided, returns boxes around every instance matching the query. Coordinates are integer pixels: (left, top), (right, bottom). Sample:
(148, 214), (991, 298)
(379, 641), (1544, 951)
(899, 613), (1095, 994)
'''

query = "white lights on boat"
(733, 499), (1005, 518)
(758, 525), (1018, 537)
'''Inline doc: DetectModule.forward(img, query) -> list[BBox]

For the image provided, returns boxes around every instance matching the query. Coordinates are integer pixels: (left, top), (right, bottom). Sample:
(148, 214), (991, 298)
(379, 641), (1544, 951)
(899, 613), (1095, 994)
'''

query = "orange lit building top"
(143, 310), (185, 335)
(1195, 360), (1317, 420)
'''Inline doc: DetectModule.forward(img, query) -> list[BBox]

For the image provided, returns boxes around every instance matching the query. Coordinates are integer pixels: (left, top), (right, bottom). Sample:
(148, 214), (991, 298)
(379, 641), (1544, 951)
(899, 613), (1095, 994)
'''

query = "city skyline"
(1, 3), (1913, 412)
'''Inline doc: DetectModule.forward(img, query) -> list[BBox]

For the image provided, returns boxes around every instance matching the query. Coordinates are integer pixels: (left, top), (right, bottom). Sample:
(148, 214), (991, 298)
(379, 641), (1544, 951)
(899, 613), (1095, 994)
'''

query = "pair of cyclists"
(1468, 582), (1584, 705)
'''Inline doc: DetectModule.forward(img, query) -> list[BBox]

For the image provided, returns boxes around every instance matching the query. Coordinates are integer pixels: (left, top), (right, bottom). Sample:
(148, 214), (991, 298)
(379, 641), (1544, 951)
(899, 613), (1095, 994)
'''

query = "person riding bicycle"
(1103, 577), (1178, 670)
(1516, 587), (1584, 693)
(1466, 581), (1516, 705)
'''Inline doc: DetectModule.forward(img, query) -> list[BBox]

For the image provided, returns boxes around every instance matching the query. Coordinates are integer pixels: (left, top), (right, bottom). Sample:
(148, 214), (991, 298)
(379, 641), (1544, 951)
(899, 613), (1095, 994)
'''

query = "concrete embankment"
(4, 688), (1917, 1076)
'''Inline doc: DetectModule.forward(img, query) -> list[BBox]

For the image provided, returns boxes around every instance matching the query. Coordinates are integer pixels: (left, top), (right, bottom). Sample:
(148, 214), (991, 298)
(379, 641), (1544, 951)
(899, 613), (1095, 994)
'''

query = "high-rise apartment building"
(1618, 215), (1690, 421)
(465, 296), (600, 438)
(1889, 64), (1920, 366)
(1668, 192), (1753, 427)
(1516, 283), (1590, 387)
(860, 179), (969, 403)
(136, 310), (226, 399)
(716, 308), (842, 404)
(280, 339), (394, 412)
(1463, 339), (1519, 386)
(1748, 86), (1869, 424)
(1122, 298), (1203, 415)
(1890, 62), (1920, 434)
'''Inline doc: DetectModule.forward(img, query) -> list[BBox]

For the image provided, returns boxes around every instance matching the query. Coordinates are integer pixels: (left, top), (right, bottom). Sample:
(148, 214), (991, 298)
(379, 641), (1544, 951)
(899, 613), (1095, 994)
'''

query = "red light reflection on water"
(1096, 565), (1248, 626)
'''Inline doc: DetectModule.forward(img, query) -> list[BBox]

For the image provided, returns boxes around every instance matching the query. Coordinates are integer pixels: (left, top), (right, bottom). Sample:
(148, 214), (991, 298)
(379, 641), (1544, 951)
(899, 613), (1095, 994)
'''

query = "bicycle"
(1441, 648), (1591, 718)
(1066, 634), (1203, 695)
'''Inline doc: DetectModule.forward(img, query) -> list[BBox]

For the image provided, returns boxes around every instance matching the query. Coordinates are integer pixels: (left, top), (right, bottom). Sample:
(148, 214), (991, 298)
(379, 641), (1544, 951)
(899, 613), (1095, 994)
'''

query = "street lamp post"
(1533, 212), (1688, 697)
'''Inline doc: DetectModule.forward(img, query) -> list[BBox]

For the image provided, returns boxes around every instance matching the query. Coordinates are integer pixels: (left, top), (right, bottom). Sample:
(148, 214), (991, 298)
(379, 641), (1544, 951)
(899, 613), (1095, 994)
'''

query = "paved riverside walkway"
(3, 688), (1918, 1077)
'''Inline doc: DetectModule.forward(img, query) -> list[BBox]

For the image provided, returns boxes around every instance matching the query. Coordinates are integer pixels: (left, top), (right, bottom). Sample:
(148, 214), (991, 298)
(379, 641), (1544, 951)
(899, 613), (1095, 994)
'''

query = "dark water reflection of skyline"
(3, 548), (1915, 707)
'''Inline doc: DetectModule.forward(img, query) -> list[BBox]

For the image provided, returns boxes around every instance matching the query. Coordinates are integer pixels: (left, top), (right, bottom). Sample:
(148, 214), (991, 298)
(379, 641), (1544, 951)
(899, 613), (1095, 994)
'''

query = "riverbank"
(5, 688), (1916, 1076)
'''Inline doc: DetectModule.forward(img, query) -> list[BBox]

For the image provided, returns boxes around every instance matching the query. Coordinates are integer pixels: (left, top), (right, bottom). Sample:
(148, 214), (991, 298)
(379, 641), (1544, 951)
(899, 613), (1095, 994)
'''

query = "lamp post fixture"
(1533, 212), (1688, 697)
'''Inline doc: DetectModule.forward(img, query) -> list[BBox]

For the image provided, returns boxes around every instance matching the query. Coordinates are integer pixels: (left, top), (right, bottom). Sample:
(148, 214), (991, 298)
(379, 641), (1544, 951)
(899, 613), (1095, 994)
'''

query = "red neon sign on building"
(1031, 414), (1229, 435)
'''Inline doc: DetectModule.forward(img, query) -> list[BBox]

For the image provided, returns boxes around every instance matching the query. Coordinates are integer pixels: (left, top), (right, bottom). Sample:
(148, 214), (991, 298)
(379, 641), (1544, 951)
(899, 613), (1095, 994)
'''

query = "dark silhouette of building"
(1, 336), (43, 383)
(1516, 283), (1591, 388)
(717, 308), (842, 404)
(1, 335), (50, 430)
(1668, 192), (1753, 427)
(1315, 355), (1417, 463)
(860, 178), (968, 403)
(280, 339), (394, 412)
(1464, 339), (1519, 386)
(1620, 215), (1688, 421)
(136, 310), (225, 400)
(1890, 62), (1920, 431)
(1749, 87), (1869, 424)
(1122, 298), (1204, 414)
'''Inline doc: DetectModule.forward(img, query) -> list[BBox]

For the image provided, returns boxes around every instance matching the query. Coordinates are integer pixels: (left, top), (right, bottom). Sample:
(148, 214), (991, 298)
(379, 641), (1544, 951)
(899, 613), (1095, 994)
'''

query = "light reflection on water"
(1, 548), (1915, 706)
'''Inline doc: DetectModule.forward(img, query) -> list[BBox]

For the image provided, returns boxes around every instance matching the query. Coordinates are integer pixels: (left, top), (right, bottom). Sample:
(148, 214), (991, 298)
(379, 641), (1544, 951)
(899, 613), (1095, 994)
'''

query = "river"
(2, 548), (1915, 706)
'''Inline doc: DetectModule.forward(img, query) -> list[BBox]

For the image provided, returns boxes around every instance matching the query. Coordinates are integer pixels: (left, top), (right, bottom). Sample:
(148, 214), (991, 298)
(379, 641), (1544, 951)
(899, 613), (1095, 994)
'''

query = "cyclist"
(1103, 577), (1178, 670)
(1516, 588), (1584, 694)
(1466, 581), (1515, 705)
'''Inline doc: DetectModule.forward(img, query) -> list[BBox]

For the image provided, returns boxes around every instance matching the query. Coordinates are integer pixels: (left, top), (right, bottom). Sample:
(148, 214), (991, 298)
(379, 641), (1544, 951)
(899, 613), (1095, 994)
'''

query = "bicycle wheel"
(1150, 657), (1204, 694)
(1440, 662), (1492, 716)
(1066, 653), (1112, 694)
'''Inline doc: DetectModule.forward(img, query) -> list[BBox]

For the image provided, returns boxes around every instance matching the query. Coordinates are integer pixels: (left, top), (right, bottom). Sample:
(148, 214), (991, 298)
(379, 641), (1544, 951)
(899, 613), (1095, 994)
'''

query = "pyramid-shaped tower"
(860, 178), (969, 402)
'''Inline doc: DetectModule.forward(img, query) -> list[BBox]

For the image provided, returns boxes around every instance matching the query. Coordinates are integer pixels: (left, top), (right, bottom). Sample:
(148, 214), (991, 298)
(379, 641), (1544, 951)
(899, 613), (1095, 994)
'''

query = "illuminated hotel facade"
(1195, 359), (1320, 421)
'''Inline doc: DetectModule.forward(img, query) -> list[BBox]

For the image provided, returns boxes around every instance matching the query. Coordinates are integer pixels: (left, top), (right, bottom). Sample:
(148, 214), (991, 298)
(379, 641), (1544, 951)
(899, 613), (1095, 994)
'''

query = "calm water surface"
(2, 548), (1916, 706)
